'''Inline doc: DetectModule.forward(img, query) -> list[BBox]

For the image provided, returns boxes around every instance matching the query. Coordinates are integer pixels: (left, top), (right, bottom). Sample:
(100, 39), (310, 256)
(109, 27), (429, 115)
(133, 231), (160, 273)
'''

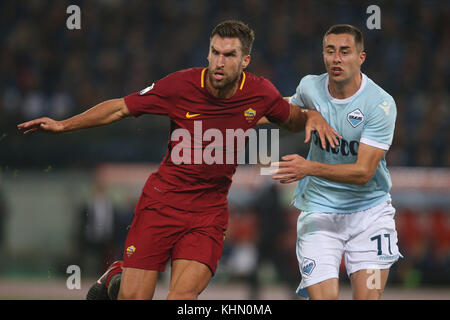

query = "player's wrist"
(58, 119), (70, 132)
(300, 108), (309, 118)
(306, 160), (321, 177)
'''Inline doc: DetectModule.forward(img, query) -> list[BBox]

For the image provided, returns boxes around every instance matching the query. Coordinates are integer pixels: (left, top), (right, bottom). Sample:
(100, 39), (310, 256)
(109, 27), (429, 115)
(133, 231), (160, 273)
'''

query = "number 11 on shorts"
(370, 233), (392, 256)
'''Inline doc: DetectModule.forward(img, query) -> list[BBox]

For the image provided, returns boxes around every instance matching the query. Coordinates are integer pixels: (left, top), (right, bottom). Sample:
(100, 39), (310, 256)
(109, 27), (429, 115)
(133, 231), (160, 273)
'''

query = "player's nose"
(332, 52), (342, 63)
(217, 54), (225, 67)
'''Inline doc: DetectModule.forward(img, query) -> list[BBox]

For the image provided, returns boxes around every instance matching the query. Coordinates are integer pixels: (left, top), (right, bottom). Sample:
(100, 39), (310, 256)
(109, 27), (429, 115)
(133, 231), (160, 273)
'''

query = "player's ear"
(359, 51), (366, 66)
(241, 54), (251, 69)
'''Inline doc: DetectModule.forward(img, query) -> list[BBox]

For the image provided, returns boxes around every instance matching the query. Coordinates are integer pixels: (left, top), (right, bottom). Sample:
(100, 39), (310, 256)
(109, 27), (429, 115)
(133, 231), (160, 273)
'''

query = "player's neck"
(328, 73), (362, 100)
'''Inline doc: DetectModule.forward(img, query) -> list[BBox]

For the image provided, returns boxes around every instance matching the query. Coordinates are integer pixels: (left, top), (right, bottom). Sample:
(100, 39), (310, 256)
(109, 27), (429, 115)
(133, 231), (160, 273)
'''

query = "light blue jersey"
(290, 73), (397, 213)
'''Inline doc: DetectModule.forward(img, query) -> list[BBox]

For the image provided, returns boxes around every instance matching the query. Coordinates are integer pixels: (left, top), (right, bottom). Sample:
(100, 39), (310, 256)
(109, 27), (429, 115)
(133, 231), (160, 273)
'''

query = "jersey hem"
(293, 194), (390, 214)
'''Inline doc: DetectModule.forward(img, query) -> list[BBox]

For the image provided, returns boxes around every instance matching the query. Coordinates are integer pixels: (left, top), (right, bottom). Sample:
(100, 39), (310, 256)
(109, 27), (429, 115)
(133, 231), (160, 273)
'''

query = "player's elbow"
(354, 168), (375, 185)
(355, 175), (371, 185)
(116, 98), (131, 119)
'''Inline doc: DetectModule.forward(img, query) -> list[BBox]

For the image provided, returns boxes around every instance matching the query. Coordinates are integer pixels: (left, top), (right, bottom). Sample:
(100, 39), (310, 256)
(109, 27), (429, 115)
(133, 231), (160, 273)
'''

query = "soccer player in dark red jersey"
(18, 20), (339, 300)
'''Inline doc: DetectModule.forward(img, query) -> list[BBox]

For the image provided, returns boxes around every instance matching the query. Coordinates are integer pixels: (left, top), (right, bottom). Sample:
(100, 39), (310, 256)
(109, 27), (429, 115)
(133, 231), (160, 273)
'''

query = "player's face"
(207, 35), (250, 91)
(323, 33), (366, 84)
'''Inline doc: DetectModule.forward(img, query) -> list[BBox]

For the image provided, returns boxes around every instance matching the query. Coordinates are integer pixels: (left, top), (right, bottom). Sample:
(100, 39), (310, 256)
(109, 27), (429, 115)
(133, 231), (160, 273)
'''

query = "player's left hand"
(17, 117), (65, 134)
(272, 154), (309, 184)
(305, 110), (341, 149)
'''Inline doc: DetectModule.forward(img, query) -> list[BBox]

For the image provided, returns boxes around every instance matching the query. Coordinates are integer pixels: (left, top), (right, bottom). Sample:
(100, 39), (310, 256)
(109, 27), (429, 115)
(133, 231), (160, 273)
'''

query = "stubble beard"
(208, 69), (241, 92)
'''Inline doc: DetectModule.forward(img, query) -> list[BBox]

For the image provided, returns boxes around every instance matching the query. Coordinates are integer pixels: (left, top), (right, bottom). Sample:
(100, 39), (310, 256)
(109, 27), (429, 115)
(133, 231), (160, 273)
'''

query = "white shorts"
(296, 199), (402, 297)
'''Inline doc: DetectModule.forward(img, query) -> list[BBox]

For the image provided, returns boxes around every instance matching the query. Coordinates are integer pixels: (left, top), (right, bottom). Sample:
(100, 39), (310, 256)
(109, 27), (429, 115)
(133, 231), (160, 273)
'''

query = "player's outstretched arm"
(257, 100), (342, 149)
(17, 98), (130, 134)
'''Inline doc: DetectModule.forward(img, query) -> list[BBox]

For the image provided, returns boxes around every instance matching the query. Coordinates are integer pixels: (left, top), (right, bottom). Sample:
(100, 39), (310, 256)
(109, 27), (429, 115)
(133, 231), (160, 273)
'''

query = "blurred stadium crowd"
(0, 0), (449, 294)
(1, 0), (448, 167)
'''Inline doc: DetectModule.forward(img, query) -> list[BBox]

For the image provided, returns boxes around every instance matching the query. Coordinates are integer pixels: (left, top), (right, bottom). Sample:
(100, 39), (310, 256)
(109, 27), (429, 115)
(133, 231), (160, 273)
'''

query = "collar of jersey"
(325, 73), (367, 104)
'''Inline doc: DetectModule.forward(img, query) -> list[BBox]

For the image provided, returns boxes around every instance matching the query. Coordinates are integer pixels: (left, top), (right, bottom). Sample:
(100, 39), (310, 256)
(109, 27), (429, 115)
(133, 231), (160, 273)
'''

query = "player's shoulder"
(244, 71), (280, 96)
(300, 73), (327, 86)
(154, 67), (204, 94)
(361, 75), (397, 121)
(165, 67), (203, 82)
(363, 74), (395, 105)
(296, 73), (327, 95)
(244, 71), (273, 87)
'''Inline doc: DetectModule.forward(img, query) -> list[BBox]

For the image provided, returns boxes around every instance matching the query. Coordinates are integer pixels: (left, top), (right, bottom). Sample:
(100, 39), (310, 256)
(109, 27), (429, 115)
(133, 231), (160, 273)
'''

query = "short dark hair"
(211, 20), (255, 55)
(324, 24), (364, 52)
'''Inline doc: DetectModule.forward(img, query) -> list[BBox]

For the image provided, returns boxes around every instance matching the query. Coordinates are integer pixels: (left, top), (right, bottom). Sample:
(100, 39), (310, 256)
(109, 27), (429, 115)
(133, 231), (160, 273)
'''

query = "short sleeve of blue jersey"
(289, 76), (316, 110)
(361, 97), (397, 150)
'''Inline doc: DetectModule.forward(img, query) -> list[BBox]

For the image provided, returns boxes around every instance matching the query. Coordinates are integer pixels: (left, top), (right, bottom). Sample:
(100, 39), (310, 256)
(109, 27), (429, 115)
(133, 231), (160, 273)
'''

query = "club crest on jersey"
(244, 107), (256, 123)
(301, 258), (316, 276)
(139, 83), (154, 95)
(126, 245), (136, 257)
(347, 108), (364, 128)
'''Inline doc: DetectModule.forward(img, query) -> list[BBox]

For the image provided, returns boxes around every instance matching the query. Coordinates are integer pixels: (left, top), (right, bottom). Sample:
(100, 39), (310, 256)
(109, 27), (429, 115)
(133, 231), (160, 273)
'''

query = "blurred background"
(0, 0), (448, 299)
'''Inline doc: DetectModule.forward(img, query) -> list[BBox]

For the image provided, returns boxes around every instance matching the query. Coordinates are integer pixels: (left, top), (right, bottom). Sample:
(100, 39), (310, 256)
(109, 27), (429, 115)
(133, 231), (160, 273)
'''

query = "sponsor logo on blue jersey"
(312, 132), (359, 156)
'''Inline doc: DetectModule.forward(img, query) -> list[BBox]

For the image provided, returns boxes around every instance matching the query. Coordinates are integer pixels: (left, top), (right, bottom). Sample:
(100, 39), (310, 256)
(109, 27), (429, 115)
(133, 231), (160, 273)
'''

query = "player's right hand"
(17, 117), (65, 134)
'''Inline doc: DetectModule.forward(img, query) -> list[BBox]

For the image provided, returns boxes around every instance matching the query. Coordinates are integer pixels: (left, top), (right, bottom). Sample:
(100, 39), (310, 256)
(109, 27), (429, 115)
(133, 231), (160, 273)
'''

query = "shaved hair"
(324, 24), (364, 52)
(211, 20), (255, 55)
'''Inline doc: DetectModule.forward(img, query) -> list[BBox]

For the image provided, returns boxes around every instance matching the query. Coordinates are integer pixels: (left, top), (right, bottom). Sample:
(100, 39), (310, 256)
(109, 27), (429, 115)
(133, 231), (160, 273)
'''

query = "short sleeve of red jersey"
(260, 78), (290, 124)
(124, 74), (177, 117)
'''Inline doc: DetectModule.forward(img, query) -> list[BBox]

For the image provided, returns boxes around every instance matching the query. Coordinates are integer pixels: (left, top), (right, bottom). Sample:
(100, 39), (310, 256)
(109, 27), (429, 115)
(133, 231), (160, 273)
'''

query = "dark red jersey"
(124, 67), (290, 212)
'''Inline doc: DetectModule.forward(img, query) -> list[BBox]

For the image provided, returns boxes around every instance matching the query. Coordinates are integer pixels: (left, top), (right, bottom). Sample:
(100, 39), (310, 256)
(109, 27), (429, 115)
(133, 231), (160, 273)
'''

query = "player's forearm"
(280, 107), (309, 132)
(61, 98), (130, 132)
(307, 161), (373, 185)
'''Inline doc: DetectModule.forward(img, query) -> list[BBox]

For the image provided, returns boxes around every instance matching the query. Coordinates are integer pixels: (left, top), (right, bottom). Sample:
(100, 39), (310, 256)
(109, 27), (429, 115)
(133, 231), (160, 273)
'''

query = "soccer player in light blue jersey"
(272, 24), (402, 299)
